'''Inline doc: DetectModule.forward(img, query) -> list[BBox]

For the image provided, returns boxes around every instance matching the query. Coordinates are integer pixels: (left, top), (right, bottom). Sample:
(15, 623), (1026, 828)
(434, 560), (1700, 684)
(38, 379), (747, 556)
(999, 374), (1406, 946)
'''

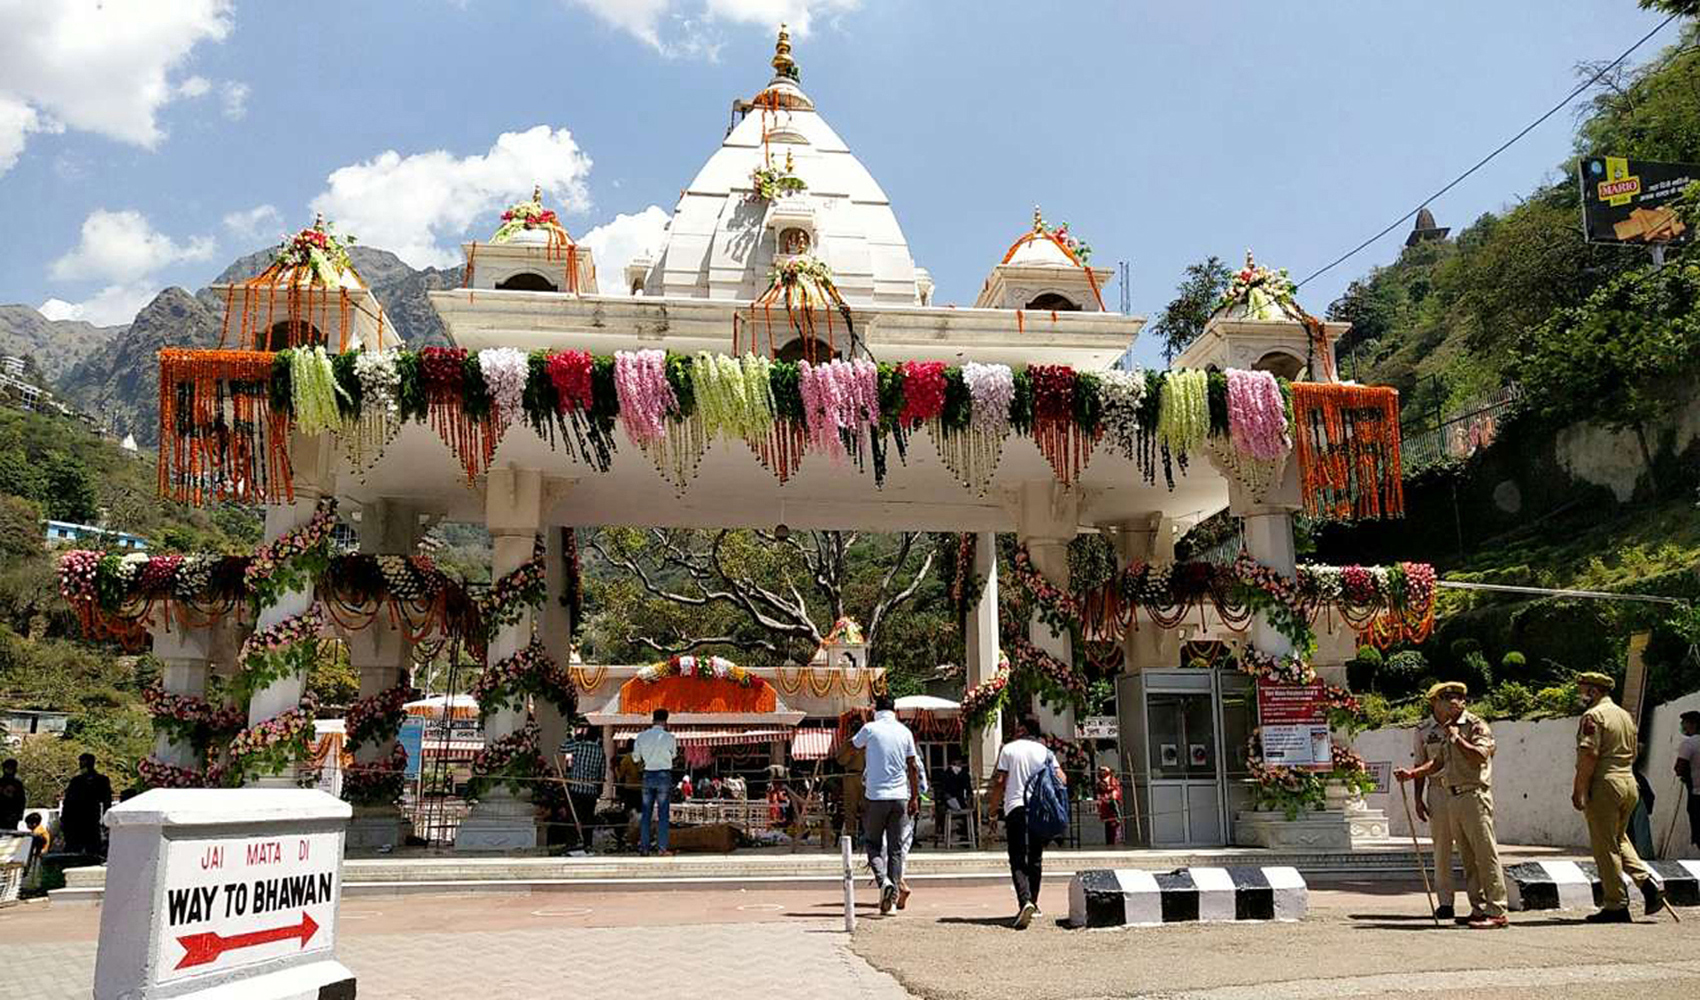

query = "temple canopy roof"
(633, 27), (923, 306)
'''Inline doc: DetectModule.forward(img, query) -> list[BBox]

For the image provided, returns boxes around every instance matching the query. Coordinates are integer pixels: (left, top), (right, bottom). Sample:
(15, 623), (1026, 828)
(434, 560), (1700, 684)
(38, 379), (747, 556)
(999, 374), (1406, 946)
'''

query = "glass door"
(1139, 672), (1226, 846)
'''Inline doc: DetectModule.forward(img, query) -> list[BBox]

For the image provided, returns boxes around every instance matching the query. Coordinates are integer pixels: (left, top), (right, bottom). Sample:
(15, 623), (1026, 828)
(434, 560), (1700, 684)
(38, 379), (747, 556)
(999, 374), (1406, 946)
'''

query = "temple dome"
(632, 28), (923, 306)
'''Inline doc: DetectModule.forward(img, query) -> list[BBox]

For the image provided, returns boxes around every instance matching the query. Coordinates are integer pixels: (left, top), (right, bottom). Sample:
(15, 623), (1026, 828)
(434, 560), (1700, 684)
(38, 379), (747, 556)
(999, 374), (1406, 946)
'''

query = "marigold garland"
(1291, 382), (1405, 521)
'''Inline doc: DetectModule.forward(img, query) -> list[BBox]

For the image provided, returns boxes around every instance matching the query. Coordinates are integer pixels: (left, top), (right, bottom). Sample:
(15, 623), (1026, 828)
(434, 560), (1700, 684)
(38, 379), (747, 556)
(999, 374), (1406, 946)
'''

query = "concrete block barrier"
(1068, 866), (1307, 928)
(1506, 859), (1700, 911)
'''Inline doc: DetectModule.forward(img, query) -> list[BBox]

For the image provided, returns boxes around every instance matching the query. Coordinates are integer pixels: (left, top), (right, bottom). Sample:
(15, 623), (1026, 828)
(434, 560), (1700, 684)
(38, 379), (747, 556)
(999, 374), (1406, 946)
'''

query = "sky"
(0, 1), (1675, 368)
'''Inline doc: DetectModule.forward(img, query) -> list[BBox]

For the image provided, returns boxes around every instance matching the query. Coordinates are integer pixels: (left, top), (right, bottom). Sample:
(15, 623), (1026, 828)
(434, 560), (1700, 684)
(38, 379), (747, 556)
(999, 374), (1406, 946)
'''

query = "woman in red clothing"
(1095, 766), (1123, 845)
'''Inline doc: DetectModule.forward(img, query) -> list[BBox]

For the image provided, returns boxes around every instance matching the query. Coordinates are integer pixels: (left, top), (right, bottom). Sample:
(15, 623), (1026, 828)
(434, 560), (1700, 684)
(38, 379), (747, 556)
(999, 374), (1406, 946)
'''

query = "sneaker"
(1434, 905), (1455, 920)
(896, 885), (912, 910)
(1467, 915), (1509, 930)
(1583, 908), (1632, 924)
(879, 884), (897, 915)
(1643, 883), (1667, 916)
(1012, 902), (1038, 930)
(1454, 911), (1483, 926)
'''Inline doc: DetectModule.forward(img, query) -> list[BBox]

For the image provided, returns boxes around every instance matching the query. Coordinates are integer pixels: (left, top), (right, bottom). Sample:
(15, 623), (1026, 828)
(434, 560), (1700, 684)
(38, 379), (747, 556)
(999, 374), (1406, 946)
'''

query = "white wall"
(1353, 691), (1699, 855)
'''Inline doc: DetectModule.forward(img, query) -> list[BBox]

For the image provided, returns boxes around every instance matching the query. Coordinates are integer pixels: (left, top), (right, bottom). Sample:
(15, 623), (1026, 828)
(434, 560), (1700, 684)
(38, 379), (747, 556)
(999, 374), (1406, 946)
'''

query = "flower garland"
(478, 347), (530, 437)
(535, 349), (618, 471)
(138, 757), (230, 790)
(234, 606), (326, 701)
(1215, 253), (1302, 321)
(143, 684), (246, 750)
(246, 496), (338, 608)
(749, 155), (807, 202)
(1027, 365), (1093, 484)
(492, 196), (564, 244)
(344, 681), (420, 749)
(343, 742), (410, 807)
(932, 361), (1014, 493)
(1291, 381), (1405, 521)
(273, 220), (356, 287)
(960, 651), (1012, 733)
(473, 639), (578, 720)
(1157, 368), (1209, 463)
(614, 349), (678, 448)
(1235, 645), (1316, 685)
(291, 346), (345, 435)
(227, 697), (318, 784)
(799, 358), (880, 464)
(1097, 368), (1146, 460)
(1225, 368), (1290, 461)
(636, 654), (755, 687)
(343, 348), (402, 473)
(479, 538), (547, 639)
(467, 722), (564, 808)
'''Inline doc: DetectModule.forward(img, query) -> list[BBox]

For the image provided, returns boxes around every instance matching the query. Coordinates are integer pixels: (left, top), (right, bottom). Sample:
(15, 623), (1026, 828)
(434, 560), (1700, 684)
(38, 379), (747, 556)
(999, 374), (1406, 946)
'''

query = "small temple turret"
(461, 185), (597, 294)
(974, 207), (1115, 312)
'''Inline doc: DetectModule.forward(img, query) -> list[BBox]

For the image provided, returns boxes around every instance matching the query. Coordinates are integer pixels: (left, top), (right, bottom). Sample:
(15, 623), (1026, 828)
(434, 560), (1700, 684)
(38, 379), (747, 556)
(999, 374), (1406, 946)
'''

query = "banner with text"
(1257, 681), (1331, 770)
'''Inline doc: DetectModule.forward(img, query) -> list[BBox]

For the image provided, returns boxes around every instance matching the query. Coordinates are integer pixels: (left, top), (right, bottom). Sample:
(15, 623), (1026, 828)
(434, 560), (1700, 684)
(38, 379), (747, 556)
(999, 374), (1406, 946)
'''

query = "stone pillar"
(457, 467), (545, 850)
(150, 627), (213, 771)
(963, 530), (1000, 783)
(246, 493), (324, 789)
(1014, 481), (1077, 739)
(344, 560), (415, 854)
(535, 526), (575, 761)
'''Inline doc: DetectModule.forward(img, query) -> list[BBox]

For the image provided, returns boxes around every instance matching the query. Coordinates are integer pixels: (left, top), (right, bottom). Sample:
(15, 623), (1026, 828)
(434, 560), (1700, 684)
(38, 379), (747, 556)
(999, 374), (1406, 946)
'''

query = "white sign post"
(94, 789), (355, 1000)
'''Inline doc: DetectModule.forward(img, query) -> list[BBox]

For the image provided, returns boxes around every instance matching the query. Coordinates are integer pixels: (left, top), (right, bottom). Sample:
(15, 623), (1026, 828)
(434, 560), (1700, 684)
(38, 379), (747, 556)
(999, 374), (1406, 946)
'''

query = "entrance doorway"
(1117, 669), (1249, 847)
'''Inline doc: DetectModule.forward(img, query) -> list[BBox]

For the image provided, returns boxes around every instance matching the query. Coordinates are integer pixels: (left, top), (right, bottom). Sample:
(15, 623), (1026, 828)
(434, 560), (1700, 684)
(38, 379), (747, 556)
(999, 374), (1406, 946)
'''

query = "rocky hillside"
(51, 247), (463, 445)
(0, 304), (124, 383)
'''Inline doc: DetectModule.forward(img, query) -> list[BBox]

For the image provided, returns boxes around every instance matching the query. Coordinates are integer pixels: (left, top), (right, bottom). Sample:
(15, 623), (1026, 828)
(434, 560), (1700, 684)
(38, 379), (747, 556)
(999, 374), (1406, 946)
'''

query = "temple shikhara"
(61, 29), (1431, 854)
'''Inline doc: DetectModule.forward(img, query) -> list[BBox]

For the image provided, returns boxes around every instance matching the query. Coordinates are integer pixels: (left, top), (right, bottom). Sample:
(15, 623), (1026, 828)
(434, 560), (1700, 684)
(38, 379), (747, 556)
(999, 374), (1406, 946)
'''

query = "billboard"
(1578, 155), (1699, 244)
(1257, 681), (1331, 771)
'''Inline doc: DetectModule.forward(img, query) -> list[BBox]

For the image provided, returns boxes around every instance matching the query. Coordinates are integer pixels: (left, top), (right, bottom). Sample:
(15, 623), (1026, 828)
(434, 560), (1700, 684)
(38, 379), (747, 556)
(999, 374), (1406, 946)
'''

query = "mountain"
(53, 246), (464, 445)
(0, 304), (125, 383)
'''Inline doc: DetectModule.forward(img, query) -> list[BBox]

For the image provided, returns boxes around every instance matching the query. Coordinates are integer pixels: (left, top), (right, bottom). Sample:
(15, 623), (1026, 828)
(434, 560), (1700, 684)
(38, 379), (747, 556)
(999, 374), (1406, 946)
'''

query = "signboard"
(1257, 681), (1331, 770)
(399, 717), (424, 779)
(1364, 760), (1392, 795)
(1076, 716), (1118, 740)
(1579, 155), (1699, 244)
(157, 831), (339, 983)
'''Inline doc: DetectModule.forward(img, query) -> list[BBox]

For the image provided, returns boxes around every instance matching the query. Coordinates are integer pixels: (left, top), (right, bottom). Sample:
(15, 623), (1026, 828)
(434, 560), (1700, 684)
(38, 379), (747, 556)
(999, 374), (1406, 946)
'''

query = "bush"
(1533, 682), (1580, 719)
(1348, 645), (1384, 692)
(1355, 645), (1383, 668)
(1381, 650), (1429, 695)
(1454, 651), (1493, 693)
(1501, 650), (1527, 673)
(1484, 681), (1535, 719)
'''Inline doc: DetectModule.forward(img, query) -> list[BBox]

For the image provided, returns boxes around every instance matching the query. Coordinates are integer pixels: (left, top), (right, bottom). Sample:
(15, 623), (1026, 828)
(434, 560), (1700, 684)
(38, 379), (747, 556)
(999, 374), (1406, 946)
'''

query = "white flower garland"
(344, 349), (401, 475)
(932, 361), (1014, 494)
(479, 347), (529, 433)
(1097, 368), (1145, 459)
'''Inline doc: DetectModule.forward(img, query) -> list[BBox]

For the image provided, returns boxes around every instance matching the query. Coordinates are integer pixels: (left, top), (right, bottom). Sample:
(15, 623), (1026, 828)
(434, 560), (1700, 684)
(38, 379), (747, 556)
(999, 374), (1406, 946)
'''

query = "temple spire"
(771, 24), (799, 81)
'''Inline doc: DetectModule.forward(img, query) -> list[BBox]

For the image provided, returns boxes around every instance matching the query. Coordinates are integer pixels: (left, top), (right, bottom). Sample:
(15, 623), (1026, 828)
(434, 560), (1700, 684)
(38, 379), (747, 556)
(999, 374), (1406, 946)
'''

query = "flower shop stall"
(96, 29), (1413, 853)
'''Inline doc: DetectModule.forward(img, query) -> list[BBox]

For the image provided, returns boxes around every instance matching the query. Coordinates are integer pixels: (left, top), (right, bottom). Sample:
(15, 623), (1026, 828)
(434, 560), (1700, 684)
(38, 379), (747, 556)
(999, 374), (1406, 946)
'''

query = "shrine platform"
(47, 843), (1575, 906)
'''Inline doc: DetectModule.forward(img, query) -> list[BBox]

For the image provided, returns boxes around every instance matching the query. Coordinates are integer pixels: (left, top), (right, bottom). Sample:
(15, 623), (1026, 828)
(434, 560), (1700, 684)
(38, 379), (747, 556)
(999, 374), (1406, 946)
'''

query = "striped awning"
(419, 739), (485, 761)
(790, 728), (836, 760)
(612, 725), (792, 748)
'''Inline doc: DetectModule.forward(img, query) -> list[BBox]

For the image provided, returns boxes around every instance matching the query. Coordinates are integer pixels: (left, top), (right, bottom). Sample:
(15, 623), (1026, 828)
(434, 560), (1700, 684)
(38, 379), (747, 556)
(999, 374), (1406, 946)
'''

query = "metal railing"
(1400, 384), (1521, 476)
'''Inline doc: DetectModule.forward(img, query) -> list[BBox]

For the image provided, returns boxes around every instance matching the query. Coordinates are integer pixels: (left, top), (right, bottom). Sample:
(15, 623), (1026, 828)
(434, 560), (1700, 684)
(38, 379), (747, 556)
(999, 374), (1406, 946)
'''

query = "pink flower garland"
(1226, 368), (1289, 461)
(614, 349), (678, 447)
(58, 550), (101, 602)
(798, 359), (879, 460)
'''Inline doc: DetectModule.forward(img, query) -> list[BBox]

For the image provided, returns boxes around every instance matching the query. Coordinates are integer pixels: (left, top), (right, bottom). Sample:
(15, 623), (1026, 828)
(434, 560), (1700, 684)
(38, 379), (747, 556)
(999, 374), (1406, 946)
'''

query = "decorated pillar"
(235, 485), (337, 790)
(1014, 481), (1077, 738)
(535, 526), (578, 761)
(143, 627), (219, 781)
(962, 530), (1001, 783)
(457, 467), (557, 850)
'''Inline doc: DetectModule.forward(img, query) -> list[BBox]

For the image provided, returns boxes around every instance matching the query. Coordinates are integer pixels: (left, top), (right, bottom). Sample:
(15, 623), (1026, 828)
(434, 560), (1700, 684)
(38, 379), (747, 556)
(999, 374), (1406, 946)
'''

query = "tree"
(43, 453), (96, 524)
(0, 494), (42, 563)
(1149, 256), (1231, 363)
(587, 528), (936, 665)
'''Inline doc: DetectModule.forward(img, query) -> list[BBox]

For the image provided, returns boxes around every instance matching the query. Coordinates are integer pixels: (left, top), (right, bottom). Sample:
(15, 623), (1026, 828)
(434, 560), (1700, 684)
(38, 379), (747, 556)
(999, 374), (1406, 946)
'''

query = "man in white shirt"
(631, 709), (678, 856)
(1676, 711), (1700, 854)
(852, 691), (920, 915)
(987, 715), (1066, 929)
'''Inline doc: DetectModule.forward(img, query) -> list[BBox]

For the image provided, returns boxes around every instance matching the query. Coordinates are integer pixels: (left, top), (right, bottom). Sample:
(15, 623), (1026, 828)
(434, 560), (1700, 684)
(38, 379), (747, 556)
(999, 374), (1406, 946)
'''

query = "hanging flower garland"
(1005, 633), (1089, 708)
(138, 757), (231, 790)
(1028, 365), (1094, 484)
(932, 361), (1014, 494)
(143, 684), (246, 750)
(344, 681), (420, 750)
(1226, 368), (1291, 461)
(343, 742), (410, 807)
(960, 650), (1012, 733)
(478, 347), (530, 440)
(614, 349), (677, 448)
(227, 696), (319, 784)
(1097, 368), (1146, 460)
(1235, 646), (1315, 685)
(234, 606), (326, 702)
(1157, 368), (1209, 467)
(473, 639), (577, 721)
(532, 348), (618, 472)
(342, 348), (402, 474)
(290, 346), (345, 435)
(798, 358), (880, 465)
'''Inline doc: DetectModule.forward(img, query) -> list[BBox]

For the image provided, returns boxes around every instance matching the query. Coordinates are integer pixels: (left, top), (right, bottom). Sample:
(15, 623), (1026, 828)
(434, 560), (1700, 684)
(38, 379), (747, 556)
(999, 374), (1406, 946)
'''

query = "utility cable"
(1296, 12), (1680, 290)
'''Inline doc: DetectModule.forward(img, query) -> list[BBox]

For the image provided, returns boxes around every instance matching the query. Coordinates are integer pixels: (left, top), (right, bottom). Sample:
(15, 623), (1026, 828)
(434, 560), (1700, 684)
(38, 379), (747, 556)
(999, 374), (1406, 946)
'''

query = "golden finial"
(772, 23), (798, 81)
(313, 211), (325, 231)
(1244, 249), (1256, 268)
(533, 184), (542, 204)
(784, 150), (794, 172)
(1033, 206), (1045, 233)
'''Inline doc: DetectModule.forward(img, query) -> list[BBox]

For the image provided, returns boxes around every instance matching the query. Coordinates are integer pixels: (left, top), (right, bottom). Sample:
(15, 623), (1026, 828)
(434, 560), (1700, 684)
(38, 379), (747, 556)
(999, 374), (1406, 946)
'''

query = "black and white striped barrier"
(1068, 866), (1307, 928)
(1506, 859), (1700, 911)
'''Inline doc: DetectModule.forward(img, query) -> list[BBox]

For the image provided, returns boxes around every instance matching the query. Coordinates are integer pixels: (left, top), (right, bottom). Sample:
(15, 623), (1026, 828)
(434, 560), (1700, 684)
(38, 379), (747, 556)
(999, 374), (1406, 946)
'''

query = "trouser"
(1586, 775), (1654, 910)
(1445, 788), (1507, 918)
(863, 799), (911, 890)
(568, 790), (599, 847)
(1426, 789), (1482, 912)
(1004, 806), (1048, 908)
(1688, 792), (1700, 852)
(639, 771), (671, 852)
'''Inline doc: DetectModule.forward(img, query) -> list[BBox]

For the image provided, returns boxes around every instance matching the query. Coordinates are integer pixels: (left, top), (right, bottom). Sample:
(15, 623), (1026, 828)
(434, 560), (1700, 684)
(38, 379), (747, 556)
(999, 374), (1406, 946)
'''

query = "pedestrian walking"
(1394, 682), (1509, 929)
(987, 716), (1068, 929)
(1094, 766), (1122, 846)
(632, 709), (678, 856)
(59, 753), (111, 858)
(852, 690), (920, 915)
(559, 723), (606, 850)
(1572, 672), (1665, 921)
(1411, 683), (1483, 921)
(1675, 711), (1700, 854)
(835, 718), (867, 840)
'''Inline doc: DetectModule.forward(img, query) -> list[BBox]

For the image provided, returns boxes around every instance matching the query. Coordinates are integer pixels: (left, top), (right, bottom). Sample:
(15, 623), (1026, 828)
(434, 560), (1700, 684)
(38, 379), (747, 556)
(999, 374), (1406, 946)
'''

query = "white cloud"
(581, 206), (671, 295)
(37, 283), (156, 326)
(223, 204), (282, 243)
(220, 81), (249, 120)
(311, 126), (594, 269)
(0, 1), (235, 174)
(564, 0), (856, 56)
(50, 209), (215, 285)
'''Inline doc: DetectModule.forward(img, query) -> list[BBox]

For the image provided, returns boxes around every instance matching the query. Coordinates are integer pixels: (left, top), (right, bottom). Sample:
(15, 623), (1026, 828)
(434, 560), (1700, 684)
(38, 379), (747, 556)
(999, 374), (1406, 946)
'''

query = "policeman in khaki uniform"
(1572, 671), (1666, 922)
(1396, 681), (1509, 928)
(1412, 682), (1482, 921)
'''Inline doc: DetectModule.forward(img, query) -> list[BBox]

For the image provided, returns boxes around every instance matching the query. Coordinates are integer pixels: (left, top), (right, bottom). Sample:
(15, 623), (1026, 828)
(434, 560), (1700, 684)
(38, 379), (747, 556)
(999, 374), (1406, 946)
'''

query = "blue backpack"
(1022, 750), (1070, 841)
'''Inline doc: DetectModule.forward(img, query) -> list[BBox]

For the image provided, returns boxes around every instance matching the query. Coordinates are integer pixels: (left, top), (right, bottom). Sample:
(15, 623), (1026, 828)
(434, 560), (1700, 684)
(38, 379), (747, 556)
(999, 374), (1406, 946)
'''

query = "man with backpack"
(987, 716), (1069, 929)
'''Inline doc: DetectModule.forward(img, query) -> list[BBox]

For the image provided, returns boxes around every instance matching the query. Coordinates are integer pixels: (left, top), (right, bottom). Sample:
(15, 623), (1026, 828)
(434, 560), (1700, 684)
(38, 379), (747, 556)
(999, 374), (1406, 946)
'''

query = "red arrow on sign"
(175, 912), (319, 970)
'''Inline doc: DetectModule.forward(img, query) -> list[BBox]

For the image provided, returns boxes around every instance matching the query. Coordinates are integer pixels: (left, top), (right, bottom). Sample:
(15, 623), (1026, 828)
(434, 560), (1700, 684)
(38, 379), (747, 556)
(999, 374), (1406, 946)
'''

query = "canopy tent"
(404, 694), (479, 720)
(582, 690), (805, 729)
(895, 695), (961, 712)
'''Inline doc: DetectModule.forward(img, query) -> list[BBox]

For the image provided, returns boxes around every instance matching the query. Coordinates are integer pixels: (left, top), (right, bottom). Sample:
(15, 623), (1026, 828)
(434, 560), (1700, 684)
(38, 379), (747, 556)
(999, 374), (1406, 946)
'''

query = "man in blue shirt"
(852, 691), (920, 915)
(632, 709), (678, 856)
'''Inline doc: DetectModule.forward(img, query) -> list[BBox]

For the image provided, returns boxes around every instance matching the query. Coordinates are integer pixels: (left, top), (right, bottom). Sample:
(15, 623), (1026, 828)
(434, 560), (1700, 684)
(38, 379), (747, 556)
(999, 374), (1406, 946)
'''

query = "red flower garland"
(897, 360), (945, 428)
(546, 349), (595, 411)
(1028, 365), (1094, 483)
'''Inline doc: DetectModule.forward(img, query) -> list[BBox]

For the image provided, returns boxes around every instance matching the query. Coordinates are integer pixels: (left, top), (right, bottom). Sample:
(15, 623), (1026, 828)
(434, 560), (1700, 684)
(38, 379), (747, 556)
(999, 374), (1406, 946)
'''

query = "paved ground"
(5, 878), (1696, 999)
